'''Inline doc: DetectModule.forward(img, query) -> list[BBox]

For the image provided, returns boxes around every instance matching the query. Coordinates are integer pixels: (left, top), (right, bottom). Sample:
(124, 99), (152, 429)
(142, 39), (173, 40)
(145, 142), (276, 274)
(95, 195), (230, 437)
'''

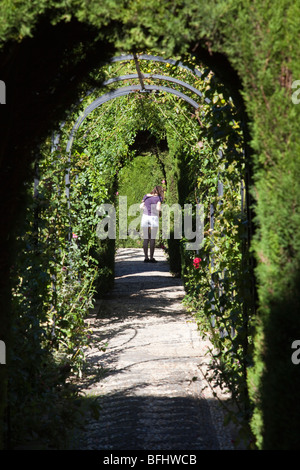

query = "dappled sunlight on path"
(77, 248), (234, 450)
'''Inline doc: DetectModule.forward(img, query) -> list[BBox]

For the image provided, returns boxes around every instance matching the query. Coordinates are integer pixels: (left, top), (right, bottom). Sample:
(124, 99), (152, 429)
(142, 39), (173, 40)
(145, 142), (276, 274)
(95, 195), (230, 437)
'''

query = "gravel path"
(77, 248), (234, 450)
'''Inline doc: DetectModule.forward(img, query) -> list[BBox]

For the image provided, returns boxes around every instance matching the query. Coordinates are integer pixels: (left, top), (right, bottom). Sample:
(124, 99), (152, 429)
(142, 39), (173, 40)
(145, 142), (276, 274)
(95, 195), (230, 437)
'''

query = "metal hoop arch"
(67, 85), (203, 152)
(110, 54), (204, 78)
(63, 54), (213, 203)
(102, 74), (209, 102)
(66, 54), (210, 153)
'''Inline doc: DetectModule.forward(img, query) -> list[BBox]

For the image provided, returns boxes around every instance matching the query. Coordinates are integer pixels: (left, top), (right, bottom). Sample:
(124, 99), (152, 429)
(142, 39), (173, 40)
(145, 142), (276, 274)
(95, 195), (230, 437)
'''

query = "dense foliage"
(0, 0), (300, 450)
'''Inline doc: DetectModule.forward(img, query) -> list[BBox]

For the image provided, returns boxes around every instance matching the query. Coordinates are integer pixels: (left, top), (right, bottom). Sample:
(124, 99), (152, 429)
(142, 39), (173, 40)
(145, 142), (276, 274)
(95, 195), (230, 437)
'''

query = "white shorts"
(141, 214), (159, 228)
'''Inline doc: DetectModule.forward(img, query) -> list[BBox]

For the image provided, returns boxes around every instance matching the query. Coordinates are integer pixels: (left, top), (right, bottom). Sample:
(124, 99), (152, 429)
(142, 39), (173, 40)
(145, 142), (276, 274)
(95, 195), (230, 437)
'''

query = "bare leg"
(150, 227), (158, 260)
(150, 238), (155, 259)
(143, 239), (149, 259)
(143, 227), (150, 259)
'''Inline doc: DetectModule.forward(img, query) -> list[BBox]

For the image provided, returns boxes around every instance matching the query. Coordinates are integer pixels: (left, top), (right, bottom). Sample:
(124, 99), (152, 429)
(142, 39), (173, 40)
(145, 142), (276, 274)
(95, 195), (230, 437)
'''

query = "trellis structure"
(63, 54), (226, 222)
(66, 53), (211, 154)
(48, 53), (250, 336)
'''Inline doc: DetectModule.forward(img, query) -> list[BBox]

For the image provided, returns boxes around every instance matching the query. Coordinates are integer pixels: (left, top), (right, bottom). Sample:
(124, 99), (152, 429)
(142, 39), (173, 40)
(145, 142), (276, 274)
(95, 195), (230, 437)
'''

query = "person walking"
(140, 185), (164, 262)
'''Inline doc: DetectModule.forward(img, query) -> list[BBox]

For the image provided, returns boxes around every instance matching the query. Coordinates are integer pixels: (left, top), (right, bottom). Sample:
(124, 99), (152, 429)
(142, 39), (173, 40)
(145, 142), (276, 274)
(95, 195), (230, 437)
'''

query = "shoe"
(144, 258), (149, 262)
(149, 258), (157, 263)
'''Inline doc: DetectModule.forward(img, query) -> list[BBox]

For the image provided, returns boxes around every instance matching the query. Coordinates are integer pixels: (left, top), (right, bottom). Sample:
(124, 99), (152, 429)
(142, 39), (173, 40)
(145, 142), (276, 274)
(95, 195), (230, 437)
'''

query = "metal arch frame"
(64, 54), (214, 202)
(102, 74), (211, 103)
(110, 54), (204, 79)
(66, 84), (202, 152)
(66, 54), (211, 152)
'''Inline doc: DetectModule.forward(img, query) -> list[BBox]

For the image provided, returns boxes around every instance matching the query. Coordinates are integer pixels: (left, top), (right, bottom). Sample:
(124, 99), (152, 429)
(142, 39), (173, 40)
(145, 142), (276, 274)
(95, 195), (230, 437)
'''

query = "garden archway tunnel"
(0, 5), (299, 451)
(2, 28), (253, 450)
(1, 23), (253, 452)
(37, 49), (254, 440)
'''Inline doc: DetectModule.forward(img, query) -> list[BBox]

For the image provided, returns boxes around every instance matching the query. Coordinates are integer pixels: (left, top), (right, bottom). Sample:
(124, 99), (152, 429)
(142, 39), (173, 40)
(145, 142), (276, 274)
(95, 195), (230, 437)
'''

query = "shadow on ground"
(75, 392), (222, 450)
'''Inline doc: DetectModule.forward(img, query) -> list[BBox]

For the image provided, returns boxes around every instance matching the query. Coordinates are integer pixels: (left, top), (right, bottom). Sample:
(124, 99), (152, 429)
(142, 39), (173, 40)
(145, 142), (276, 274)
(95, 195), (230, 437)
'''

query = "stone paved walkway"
(77, 248), (234, 450)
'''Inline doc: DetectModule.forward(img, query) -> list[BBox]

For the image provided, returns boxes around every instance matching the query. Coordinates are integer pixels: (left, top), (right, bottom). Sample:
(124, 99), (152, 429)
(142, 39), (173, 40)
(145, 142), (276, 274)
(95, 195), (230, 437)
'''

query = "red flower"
(193, 257), (202, 269)
(72, 233), (78, 239)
